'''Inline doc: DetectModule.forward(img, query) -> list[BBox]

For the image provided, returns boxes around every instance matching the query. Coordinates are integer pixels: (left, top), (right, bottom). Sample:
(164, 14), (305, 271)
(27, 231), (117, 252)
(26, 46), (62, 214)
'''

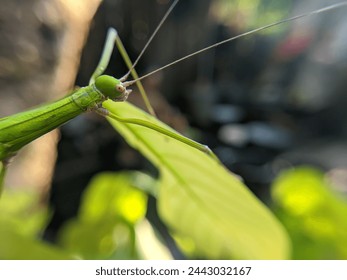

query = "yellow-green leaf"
(104, 101), (291, 259)
(271, 166), (347, 259)
(0, 189), (48, 237)
(0, 226), (72, 260)
(58, 217), (136, 259)
(79, 172), (148, 224)
(58, 171), (149, 259)
(0, 188), (71, 259)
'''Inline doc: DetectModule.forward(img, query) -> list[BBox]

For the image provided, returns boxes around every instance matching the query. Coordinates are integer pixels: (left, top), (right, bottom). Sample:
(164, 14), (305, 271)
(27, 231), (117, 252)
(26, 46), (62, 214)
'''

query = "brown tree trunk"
(0, 0), (101, 193)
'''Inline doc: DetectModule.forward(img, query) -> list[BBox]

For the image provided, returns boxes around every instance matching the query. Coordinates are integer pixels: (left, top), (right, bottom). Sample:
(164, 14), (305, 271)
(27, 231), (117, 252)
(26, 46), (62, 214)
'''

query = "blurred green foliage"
(271, 166), (347, 259)
(0, 189), (48, 236)
(2, 163), (347, 260)
(0, 188), (71, 259)
(0, 162), (5, 194)
(105, 101), (291, 259)
(57, 172), (149, 259)
(212, 0), (291, 31)
(0, 101), (292, 260)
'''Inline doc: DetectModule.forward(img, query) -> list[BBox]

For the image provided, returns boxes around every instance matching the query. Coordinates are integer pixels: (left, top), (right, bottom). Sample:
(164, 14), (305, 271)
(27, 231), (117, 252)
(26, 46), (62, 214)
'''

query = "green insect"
(0, 1), (217, 163)
(0, 0), (346, 166)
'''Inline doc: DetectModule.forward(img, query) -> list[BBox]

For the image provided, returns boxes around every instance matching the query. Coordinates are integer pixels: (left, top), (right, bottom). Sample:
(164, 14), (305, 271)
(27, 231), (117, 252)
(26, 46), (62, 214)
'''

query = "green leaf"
(58, 172), (148, 259)
(0, 226), (72, 260)
(0, 189), (49, 236)
(0, 188), (72, 260)
(271, 166), (347, 259)
(103, 101), (291, 259)
(58, 217), (136, 259)
(79, 172), (148, 224)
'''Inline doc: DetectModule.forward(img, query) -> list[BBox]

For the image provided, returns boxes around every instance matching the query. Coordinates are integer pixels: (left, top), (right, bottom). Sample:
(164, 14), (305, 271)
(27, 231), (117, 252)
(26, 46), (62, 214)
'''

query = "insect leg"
(88, 27), (156, 116)
(114, 35), (156, 116)
(105, 110), (220, 163)
(89, 28), (118, 85)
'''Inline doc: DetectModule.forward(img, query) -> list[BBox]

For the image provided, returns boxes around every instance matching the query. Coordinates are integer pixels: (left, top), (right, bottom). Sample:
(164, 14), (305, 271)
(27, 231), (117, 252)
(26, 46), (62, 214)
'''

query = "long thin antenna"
(124, 1), (347, 86)
(120, 0), (180, 82)
(115, 34), (157, 116)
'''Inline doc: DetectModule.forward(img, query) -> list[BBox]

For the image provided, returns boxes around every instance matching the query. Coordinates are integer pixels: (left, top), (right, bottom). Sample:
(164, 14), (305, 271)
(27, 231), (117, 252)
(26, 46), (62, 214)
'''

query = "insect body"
(0, 16), (217, 164)
(0, 1), (346, 163)
(0, 75), (128, 161)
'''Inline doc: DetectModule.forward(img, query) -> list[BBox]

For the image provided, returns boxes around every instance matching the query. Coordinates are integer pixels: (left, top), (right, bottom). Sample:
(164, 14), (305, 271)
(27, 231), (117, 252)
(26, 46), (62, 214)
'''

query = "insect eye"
(116, 84), (125, 93)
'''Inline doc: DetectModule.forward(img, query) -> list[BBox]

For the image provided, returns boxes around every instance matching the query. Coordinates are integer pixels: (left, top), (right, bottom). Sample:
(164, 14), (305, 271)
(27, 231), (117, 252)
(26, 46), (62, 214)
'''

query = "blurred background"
(1, 0), (347, 259)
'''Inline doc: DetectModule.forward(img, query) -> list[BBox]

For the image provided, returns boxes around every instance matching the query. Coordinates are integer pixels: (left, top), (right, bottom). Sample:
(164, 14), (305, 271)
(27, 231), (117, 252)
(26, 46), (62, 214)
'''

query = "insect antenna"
(124, 1), (347, 86)
(120, 0), (180, 82)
